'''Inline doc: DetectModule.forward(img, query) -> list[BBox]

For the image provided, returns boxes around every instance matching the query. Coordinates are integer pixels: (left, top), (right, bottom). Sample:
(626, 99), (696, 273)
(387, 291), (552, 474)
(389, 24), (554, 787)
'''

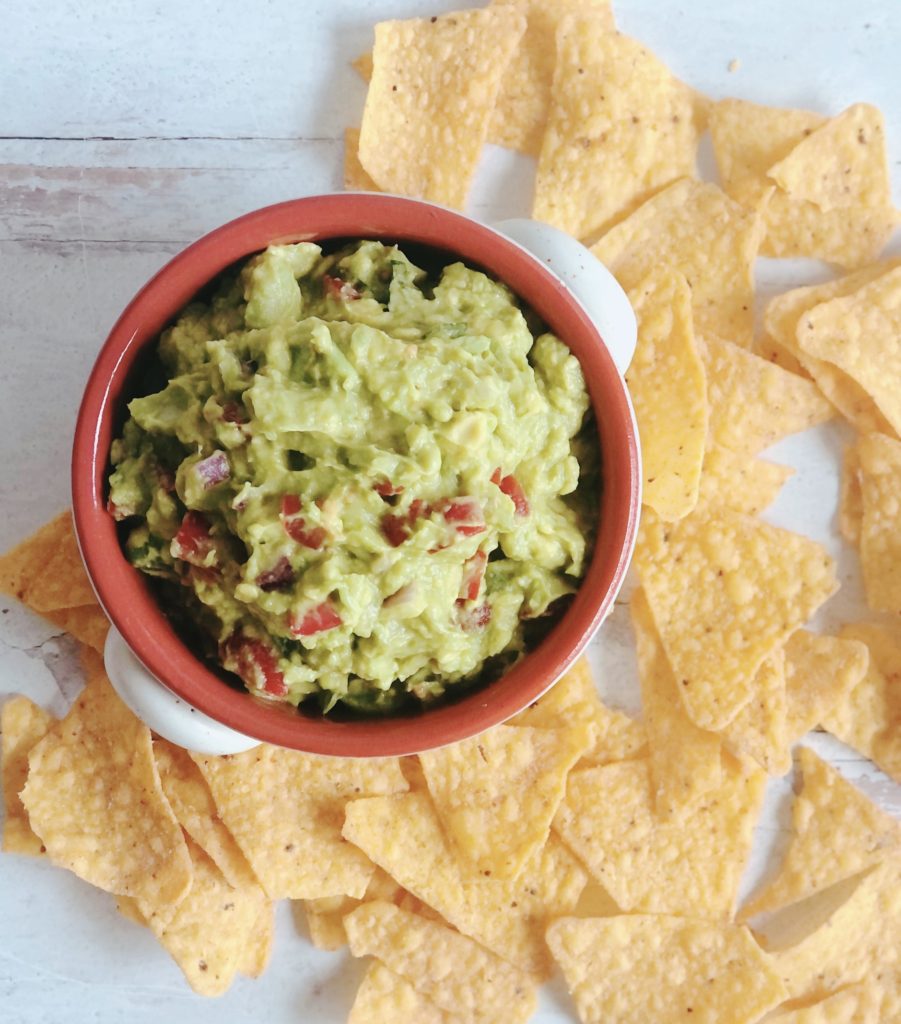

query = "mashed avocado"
(108, 240), (596, 713)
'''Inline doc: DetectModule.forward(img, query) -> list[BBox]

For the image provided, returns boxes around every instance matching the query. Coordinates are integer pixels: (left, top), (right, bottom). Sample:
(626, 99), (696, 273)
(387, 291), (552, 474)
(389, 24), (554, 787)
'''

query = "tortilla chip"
(343, 791), (587, 977)
(533, 24), (705, 241)
(419, 721), (592, 879)
(636, 508), (838, 731)
(345, 901), (537, 1023)
(839, 443), (864, 545)
(239, 902), (274, 978)
(190, 746), (407, 901)
(709, 98), (897, 269)
(783, 631), (869, 746)
(625, 269), (708, 521)
(553, 755), (766, 919)
(20, 670), (192, 905)
(358, 7), (526, 208)
(756, 332), (810, 378)
(740, 747), (901, 920)
(821, 624), (901, 782)
(695, 444), (794, 517)
(344, 127), (379, 192)
(486, 0), (615, 156)
(510, 656), (646, 766)
(767, 104), (892, 213)
(591, 179), (760, 347)
(719, 649), (791, 775)
(153, 739), (258, 889)
(547, 915), (786, 1024)
(0, 511), (95, 612)
(766, 858), (901, 1002)
(349, 962), (451, 1024)
(352, 51), (373, 82)
(1, 696), (54, 855)
(136, 837), (269, 997)
(797, 267), (901, 442)
(764, 260), (901, 436)
(699, 335), (834, 456)
(854, 432), (901, 613)
(631, 589), (721, 818)
(42, 604), (109, 653)
(768, 982), (889, 1024)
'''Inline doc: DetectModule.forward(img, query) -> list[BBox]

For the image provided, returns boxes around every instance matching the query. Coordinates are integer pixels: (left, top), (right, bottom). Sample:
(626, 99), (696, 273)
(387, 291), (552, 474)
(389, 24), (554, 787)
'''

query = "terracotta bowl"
(72, 193), (640, 757)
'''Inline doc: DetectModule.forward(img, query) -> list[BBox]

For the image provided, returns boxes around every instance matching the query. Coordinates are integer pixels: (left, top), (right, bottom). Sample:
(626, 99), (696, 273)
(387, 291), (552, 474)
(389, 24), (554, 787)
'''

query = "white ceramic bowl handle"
(492, 218), (637, 376)
(103, 626), (260, 754)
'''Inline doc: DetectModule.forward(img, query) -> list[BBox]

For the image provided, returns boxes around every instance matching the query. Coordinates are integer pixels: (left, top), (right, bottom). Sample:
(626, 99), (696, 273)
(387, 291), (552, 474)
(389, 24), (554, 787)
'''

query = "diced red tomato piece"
(381, 498), (430, 547)
(491, 468), (530, 516)
(171, 511), (216, 566)
(460, 602), (492, 631)
(256, 555), (296, 592)
(289, 600), (343, 637)
(440, 496), (487, 536)
(323, 274), (362, 301)
(280, 495), (327, 549)
(458, 549), (487, 602)
(222, 401), (247, 424)
(222, 634), (287, 697)
(373, 479), (404, 497)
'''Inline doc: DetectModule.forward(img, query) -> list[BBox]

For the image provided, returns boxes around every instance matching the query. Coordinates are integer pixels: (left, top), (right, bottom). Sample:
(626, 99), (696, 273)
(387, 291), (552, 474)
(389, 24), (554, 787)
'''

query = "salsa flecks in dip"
(108, 240), (595, 713)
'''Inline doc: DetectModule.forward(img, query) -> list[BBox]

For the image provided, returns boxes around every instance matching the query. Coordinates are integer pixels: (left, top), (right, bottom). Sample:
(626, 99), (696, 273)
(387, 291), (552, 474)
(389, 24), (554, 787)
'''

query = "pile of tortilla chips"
(3, 0), (901, 1020)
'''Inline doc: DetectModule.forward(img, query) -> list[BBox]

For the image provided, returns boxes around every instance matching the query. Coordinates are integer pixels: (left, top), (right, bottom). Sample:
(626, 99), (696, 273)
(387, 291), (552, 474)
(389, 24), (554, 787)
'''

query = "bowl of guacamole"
(72, 194), (639, 755)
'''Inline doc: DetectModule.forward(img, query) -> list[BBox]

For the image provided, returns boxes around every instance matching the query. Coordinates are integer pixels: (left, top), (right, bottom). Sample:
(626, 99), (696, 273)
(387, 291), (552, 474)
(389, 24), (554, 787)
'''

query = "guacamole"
(108, 240), (596, 713)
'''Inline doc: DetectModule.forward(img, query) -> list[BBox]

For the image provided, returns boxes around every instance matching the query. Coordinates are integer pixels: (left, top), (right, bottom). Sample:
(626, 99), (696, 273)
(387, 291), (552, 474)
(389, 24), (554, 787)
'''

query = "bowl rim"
(71, 192), (640, 757)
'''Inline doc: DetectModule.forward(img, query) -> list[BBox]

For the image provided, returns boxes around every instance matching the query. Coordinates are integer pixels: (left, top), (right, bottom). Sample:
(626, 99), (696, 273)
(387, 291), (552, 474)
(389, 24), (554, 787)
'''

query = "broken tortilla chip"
(358, 7), (526, 208)
(592, 178), (760, 346)
(1, 696), (54, 856)
(547, 914), (786, 1024)
(533, 24), (705, 241)
(625, 268), (708, 521)
(635, 508), (838, 732)
(419, 721), (592, 879)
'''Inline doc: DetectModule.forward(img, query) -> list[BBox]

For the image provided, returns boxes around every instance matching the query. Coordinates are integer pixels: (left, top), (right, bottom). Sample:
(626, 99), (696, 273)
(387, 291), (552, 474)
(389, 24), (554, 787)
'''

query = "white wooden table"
(1, 2), (900, 1022)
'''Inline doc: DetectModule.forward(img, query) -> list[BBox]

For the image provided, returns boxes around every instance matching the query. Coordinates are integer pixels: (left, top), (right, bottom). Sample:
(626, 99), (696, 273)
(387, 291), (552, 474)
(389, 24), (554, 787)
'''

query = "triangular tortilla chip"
(345, 901), (537, 1022)
(855, 431), (901, 614)
(767, 104), (892, 212)
(419, 721), (592, 879)
(695, 444), (794, 517)
(487, 0), (615, 155)
(358, 7), (526, 208)
(153, 739), (258, 889)
(343, 791), (587, 978)
(699, 335), (834, 456)
(625, 269), (707, 521)
(547, 915), (786, 1024)
(1, 696), (54, 855)
(783, 631), (869, 746)
(636, 508), (838, 731)
(553, 755), (766, 919)
(0, 511), (95, 611)
(510, 657), (646, 765)
(534, 25), (705, 241)
(592, 179), (760, 346)
(348, 962), (450, 1024)
(631, 588), (721, 818)
(798, 267), (901, 442)
(821, 624), (901, 782)
(190, 746), (407, 901)
(719, 649), (790, 775)
(766, 858), (901, 1002)
(740, 747), (901, 920)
